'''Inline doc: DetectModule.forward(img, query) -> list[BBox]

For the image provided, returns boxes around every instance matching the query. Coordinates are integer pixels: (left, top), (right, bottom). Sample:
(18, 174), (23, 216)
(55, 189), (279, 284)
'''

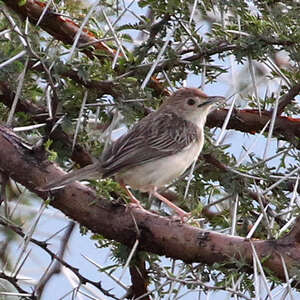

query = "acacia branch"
(129, 254), (150, 300)
(206, 108), (300, 149)
(5, 0), (115, 59)
(1, 125), (300, 283)
(0, 81), (94, 166)
(0, 218), (119, 300)
(276, 82), (300, 115)
(4, 0), (168, 96)
(0, 271), (36, 299)
(8, 0), (297, 102)
(5, 1), (299, 107)
(36, 221), (75, 298)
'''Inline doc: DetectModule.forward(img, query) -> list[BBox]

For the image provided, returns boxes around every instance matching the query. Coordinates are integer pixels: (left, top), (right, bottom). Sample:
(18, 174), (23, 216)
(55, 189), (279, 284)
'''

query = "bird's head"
(161, 88), (225, 127)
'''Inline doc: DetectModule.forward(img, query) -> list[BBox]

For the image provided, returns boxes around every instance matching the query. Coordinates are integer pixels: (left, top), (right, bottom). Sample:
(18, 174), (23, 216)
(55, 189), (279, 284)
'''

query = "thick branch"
(5, 0), (114, 59)
(206, 108), (300, 149)
(1, 125), (300, 282)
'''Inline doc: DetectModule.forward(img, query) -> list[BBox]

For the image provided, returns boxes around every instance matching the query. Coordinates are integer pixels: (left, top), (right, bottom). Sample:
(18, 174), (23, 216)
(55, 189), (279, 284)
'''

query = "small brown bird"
(42, 88), (225, 219)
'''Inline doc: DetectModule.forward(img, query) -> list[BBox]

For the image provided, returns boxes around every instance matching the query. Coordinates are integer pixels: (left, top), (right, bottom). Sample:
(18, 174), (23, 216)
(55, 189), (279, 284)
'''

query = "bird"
(41, 88), (225, 219)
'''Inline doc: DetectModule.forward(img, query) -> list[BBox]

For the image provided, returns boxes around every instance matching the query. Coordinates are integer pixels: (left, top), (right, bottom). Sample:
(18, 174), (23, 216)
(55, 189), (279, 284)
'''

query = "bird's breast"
(115, 139), (203, 192)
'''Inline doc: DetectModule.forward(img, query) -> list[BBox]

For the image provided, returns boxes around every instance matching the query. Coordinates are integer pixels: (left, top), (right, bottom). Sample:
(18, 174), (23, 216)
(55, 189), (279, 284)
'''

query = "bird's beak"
(206, 96), (226, 105)
(198, 96), (225, 108)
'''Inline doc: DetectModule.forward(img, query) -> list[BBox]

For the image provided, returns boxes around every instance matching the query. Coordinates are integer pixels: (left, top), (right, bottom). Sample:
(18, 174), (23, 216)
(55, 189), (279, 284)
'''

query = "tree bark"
(0, 124), (300, 282)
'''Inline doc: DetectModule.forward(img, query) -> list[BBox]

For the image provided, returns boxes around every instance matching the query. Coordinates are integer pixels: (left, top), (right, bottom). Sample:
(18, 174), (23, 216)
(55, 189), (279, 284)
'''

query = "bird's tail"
(40, 163), (102, 191)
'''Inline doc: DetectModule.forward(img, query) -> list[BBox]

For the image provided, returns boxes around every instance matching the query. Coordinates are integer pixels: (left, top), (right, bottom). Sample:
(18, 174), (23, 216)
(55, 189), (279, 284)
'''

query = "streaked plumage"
(101, 111), (201, 178)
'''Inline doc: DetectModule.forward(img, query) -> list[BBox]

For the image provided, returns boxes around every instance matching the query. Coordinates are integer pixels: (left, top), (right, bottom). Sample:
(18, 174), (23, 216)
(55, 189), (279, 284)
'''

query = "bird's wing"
(101, 111), (201, 177)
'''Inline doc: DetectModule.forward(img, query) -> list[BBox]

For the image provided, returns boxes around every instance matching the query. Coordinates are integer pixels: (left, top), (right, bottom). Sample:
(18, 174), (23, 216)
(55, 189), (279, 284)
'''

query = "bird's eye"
(187, 98), (196, 106)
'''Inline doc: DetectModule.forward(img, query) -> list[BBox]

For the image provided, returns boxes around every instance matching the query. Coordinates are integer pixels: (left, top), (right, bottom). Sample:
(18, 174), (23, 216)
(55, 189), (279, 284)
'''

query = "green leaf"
(18, 0), (27, 6)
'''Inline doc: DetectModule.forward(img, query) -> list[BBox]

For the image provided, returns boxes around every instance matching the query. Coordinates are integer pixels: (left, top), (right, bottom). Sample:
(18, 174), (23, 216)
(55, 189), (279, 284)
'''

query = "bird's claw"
(126, 201), (144, 212)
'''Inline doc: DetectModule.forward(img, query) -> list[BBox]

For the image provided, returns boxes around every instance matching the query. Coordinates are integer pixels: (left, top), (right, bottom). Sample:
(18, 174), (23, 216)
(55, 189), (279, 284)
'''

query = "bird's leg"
(152, 189), (191, 221)
(120, 182), (143, 208)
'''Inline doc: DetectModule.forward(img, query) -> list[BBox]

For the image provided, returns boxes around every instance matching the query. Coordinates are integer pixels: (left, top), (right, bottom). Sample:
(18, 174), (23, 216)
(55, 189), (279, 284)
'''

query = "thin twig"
(0, 49), (27, 70)
(263, 91), (280, 160)
(0, 217), (119, 299)
(141, 29), (174, 90)
(250, 241), (273, 300)
(66, 0), (99, 62)
(102, 8), (128, 60)
(72, 90), (88, 152)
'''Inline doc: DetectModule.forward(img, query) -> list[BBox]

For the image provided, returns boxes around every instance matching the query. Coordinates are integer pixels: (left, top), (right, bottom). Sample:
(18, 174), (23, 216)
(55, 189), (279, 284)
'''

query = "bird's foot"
(125, 200), (144, 213)
(152, 191), (191, 222)
(120, 182), (144, 210)
(128, 201), (143, 209)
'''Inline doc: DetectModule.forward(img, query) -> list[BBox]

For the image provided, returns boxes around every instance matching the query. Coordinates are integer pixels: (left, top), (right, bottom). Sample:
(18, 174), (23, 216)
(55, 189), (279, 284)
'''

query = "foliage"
(0, 0), (299, 299)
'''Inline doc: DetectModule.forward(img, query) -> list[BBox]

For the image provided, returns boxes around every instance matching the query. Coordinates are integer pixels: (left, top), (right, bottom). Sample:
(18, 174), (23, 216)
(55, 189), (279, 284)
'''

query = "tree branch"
(36, 221), (75, 298)
(276, 82), (300, 115)
(1, 124), (300, 283)
(128, 254), (150, 300)
(0, 271), (36, 299)
(0, 218), (119, 300)
(5, 0), (115, 59)
(206, 108), (300, 149)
